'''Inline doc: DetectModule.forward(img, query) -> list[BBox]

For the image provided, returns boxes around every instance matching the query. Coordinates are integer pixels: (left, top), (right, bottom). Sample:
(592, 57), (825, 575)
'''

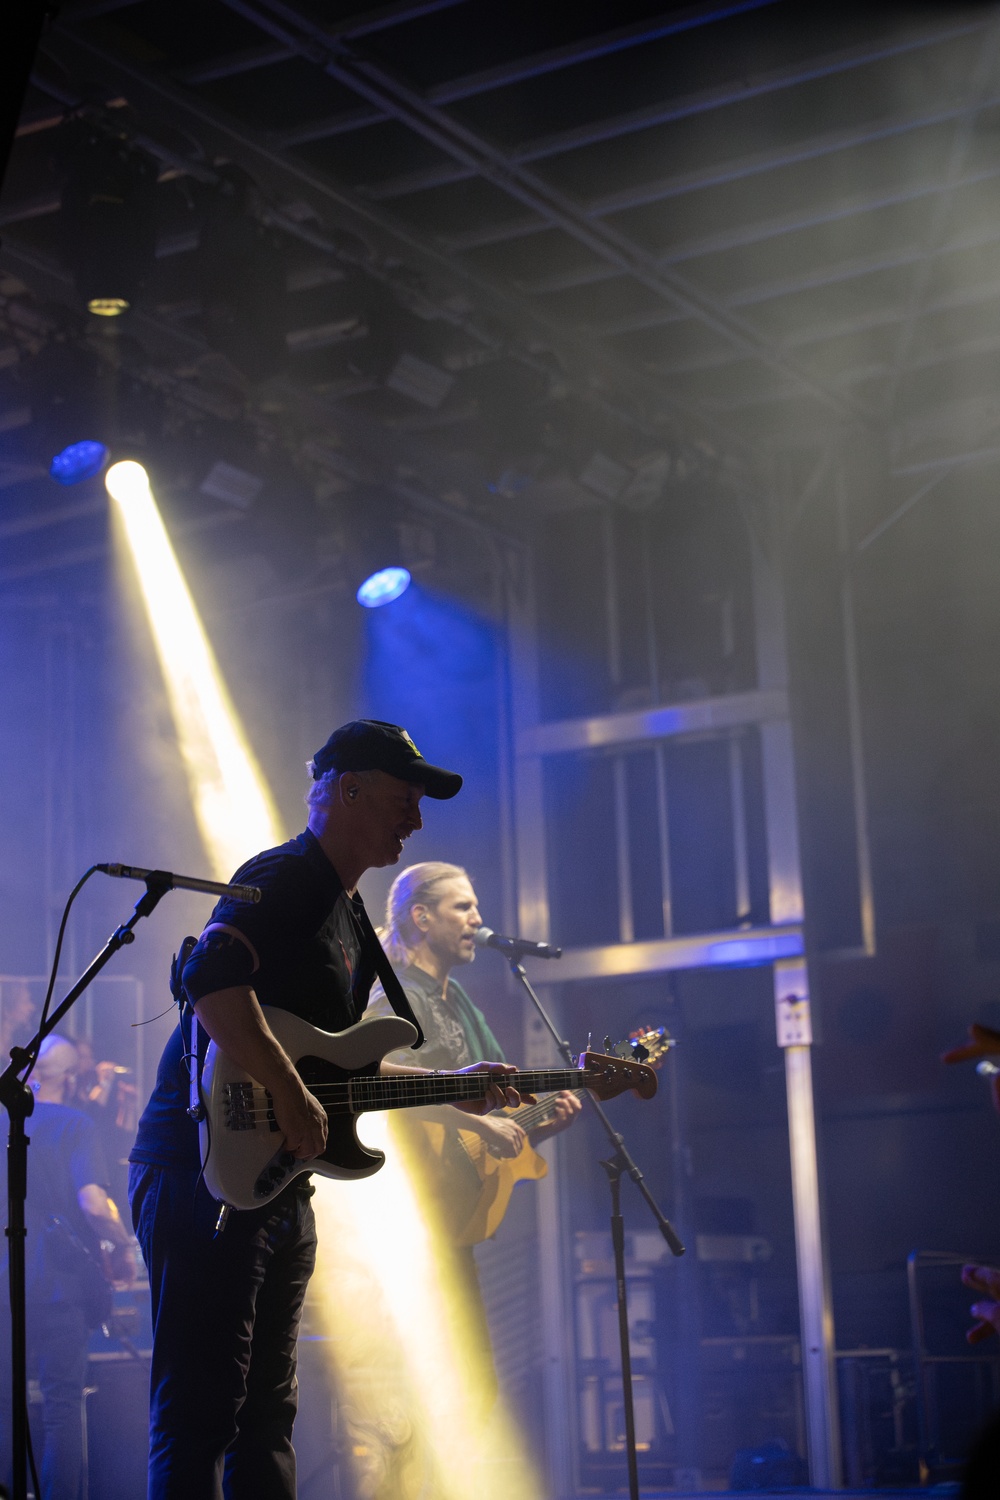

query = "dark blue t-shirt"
(131, 829), (375, 1169)
(0, 1102), (108, 1304)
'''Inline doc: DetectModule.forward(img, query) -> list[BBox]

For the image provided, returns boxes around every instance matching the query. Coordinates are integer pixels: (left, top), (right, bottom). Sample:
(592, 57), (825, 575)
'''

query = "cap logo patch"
(400, 730), (422, 758)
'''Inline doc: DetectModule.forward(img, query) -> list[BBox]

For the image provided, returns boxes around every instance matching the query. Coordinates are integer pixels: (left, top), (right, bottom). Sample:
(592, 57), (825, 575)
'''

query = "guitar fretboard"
(344, 1068), (583, 1114)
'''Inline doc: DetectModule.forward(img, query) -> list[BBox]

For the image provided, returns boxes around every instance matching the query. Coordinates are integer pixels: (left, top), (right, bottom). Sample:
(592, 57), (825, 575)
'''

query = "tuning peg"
(604, 1035), (612, 1052)
(630, 1039), (650, 1063)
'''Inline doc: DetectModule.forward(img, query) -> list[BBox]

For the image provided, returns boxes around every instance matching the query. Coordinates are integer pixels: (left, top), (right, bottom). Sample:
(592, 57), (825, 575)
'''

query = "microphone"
(97, 864), (261, 904)
(474, 926), (562, 960)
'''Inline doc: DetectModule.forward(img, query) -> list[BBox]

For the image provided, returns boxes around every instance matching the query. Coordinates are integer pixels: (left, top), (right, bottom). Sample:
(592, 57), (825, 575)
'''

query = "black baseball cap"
(310, 720), (463, 800)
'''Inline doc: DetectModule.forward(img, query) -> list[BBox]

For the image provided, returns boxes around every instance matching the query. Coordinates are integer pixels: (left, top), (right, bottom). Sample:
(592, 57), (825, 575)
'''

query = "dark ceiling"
(2, 0), (999, 551)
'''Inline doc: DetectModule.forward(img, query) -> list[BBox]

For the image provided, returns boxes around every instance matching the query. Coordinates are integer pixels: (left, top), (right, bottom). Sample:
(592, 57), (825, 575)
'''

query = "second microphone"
(474, 926), (563, 960)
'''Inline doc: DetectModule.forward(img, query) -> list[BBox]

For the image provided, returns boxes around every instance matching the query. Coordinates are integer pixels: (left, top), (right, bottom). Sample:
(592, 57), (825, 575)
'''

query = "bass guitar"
(200, 1009), (657, 1210)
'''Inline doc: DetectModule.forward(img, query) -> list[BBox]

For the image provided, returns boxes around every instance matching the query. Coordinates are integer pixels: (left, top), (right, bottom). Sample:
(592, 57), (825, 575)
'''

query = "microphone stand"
(506, 957), (684, 1500)
(0, 874), (171, 1500)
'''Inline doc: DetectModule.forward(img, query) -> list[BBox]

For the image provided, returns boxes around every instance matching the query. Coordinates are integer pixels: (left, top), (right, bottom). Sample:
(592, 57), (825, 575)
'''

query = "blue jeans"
(0, 1298), (89, 1500)
(128, 1163), (317, 1500)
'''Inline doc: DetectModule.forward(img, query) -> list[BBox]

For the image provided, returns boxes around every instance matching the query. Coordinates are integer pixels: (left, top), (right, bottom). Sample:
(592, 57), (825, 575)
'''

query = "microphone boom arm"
(505, 956), (684, 1256)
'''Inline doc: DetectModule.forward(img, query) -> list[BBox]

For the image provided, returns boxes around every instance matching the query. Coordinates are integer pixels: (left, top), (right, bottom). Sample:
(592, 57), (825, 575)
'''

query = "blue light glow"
(705, 932), (804, 967)
(49, 440), (110, 486)
(356, 566), (411, 608)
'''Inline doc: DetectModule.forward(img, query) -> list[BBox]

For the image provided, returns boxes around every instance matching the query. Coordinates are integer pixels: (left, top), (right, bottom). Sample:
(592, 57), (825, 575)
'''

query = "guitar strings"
(226, 1093), (576, 1117)
(226, 1068), (594, 1102)
(224, 1072), (602, 1122)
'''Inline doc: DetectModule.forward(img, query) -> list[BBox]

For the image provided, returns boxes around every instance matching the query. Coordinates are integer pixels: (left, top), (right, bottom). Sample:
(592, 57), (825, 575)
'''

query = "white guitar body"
(200, 1009), (418, 1210)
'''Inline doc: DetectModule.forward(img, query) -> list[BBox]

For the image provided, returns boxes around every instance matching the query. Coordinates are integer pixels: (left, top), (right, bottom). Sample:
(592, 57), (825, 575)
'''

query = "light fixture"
(87, 298), (130, 318)
(357, 566), (411, 609)
(49, 439), (109, 485)
(61, 131), (158, 318)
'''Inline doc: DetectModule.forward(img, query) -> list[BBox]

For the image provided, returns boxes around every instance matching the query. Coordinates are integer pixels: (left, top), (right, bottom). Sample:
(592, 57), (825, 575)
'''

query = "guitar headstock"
(628, 1026), (676, 1067)
(603, 1026), (676, 1069)
(577, 1052), (658, 1101)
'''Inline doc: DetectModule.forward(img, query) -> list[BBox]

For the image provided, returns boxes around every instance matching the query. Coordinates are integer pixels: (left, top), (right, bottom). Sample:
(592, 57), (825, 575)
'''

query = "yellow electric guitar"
(400, 1027), (674, 1246)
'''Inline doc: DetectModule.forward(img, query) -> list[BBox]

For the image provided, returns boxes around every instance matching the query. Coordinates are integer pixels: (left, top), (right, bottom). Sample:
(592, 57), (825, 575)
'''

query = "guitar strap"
(351, 896), (426, 1050)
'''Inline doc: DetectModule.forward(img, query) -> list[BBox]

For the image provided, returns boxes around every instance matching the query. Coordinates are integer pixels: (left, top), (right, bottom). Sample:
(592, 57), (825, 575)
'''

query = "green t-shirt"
(367, 962), (505, 1070)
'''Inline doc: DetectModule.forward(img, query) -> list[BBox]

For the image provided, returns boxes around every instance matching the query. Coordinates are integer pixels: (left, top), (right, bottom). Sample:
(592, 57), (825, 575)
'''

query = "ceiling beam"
(494, 222), (1000, 341)
(415, 119), (1000, 258)
(270, 106), (384, 148)
(507, 16), (987, 159)
(312, 0), (466, 43)
(259, 8), (984, 164)
(583, 93), (1000, 220)
(778, 271), (1000, 351)
(173, 0), (467, 86)
(505, 161), (1000, 298)
(360, 98), (1000, 249)
(724, 222), (1000, 311)
(176, 43), (294, 85)
(652, 165), (1000, 269)
(426, 0), (782, 105)
(644, 322), (1000, 386)
(214, 0), (869, 421)
(892, 444), (1000, 479)
(357, 16), (989, 201)
(879, 15), (1000, 419)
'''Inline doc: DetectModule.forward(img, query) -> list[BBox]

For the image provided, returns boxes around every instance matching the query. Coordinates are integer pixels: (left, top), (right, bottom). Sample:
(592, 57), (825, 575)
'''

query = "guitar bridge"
(224, 1081), (256, 1131)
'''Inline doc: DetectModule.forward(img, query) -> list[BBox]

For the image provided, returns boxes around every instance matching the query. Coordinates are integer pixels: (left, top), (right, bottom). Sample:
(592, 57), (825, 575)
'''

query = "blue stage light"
(356, 566), (411, 608)
(49, 440), (110, 486)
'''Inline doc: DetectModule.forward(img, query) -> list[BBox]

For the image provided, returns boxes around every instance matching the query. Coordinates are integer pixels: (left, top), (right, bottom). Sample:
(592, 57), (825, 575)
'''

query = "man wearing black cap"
(128, 721), (517, 1500)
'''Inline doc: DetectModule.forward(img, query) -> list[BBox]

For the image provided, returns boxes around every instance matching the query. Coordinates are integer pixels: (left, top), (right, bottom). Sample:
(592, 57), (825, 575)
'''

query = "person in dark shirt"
(128, 721), (522, 1500)
(1, 1035), (133, 1500)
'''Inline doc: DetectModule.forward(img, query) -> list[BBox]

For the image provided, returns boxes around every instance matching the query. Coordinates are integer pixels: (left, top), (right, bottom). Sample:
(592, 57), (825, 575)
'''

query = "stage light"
(87, 298), (129, 318)
(49, 440), (109, 485)
(61, 132), (158, 318)
(105, 459), (282, 877)
(357, 566), (410, 608)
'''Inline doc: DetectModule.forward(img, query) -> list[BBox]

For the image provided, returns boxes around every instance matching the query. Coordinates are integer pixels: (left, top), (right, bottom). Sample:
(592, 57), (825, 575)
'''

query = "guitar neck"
(345, 1068), (583, 1114)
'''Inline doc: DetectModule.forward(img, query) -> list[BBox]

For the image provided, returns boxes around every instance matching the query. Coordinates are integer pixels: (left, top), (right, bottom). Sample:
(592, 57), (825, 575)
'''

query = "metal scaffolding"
(500, 494), (860, 1490)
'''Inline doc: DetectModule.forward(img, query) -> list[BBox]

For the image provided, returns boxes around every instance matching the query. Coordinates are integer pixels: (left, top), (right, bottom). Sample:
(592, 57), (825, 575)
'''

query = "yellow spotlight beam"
(311, 1119), (542, 1500)
(106, 459), (282, 876)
